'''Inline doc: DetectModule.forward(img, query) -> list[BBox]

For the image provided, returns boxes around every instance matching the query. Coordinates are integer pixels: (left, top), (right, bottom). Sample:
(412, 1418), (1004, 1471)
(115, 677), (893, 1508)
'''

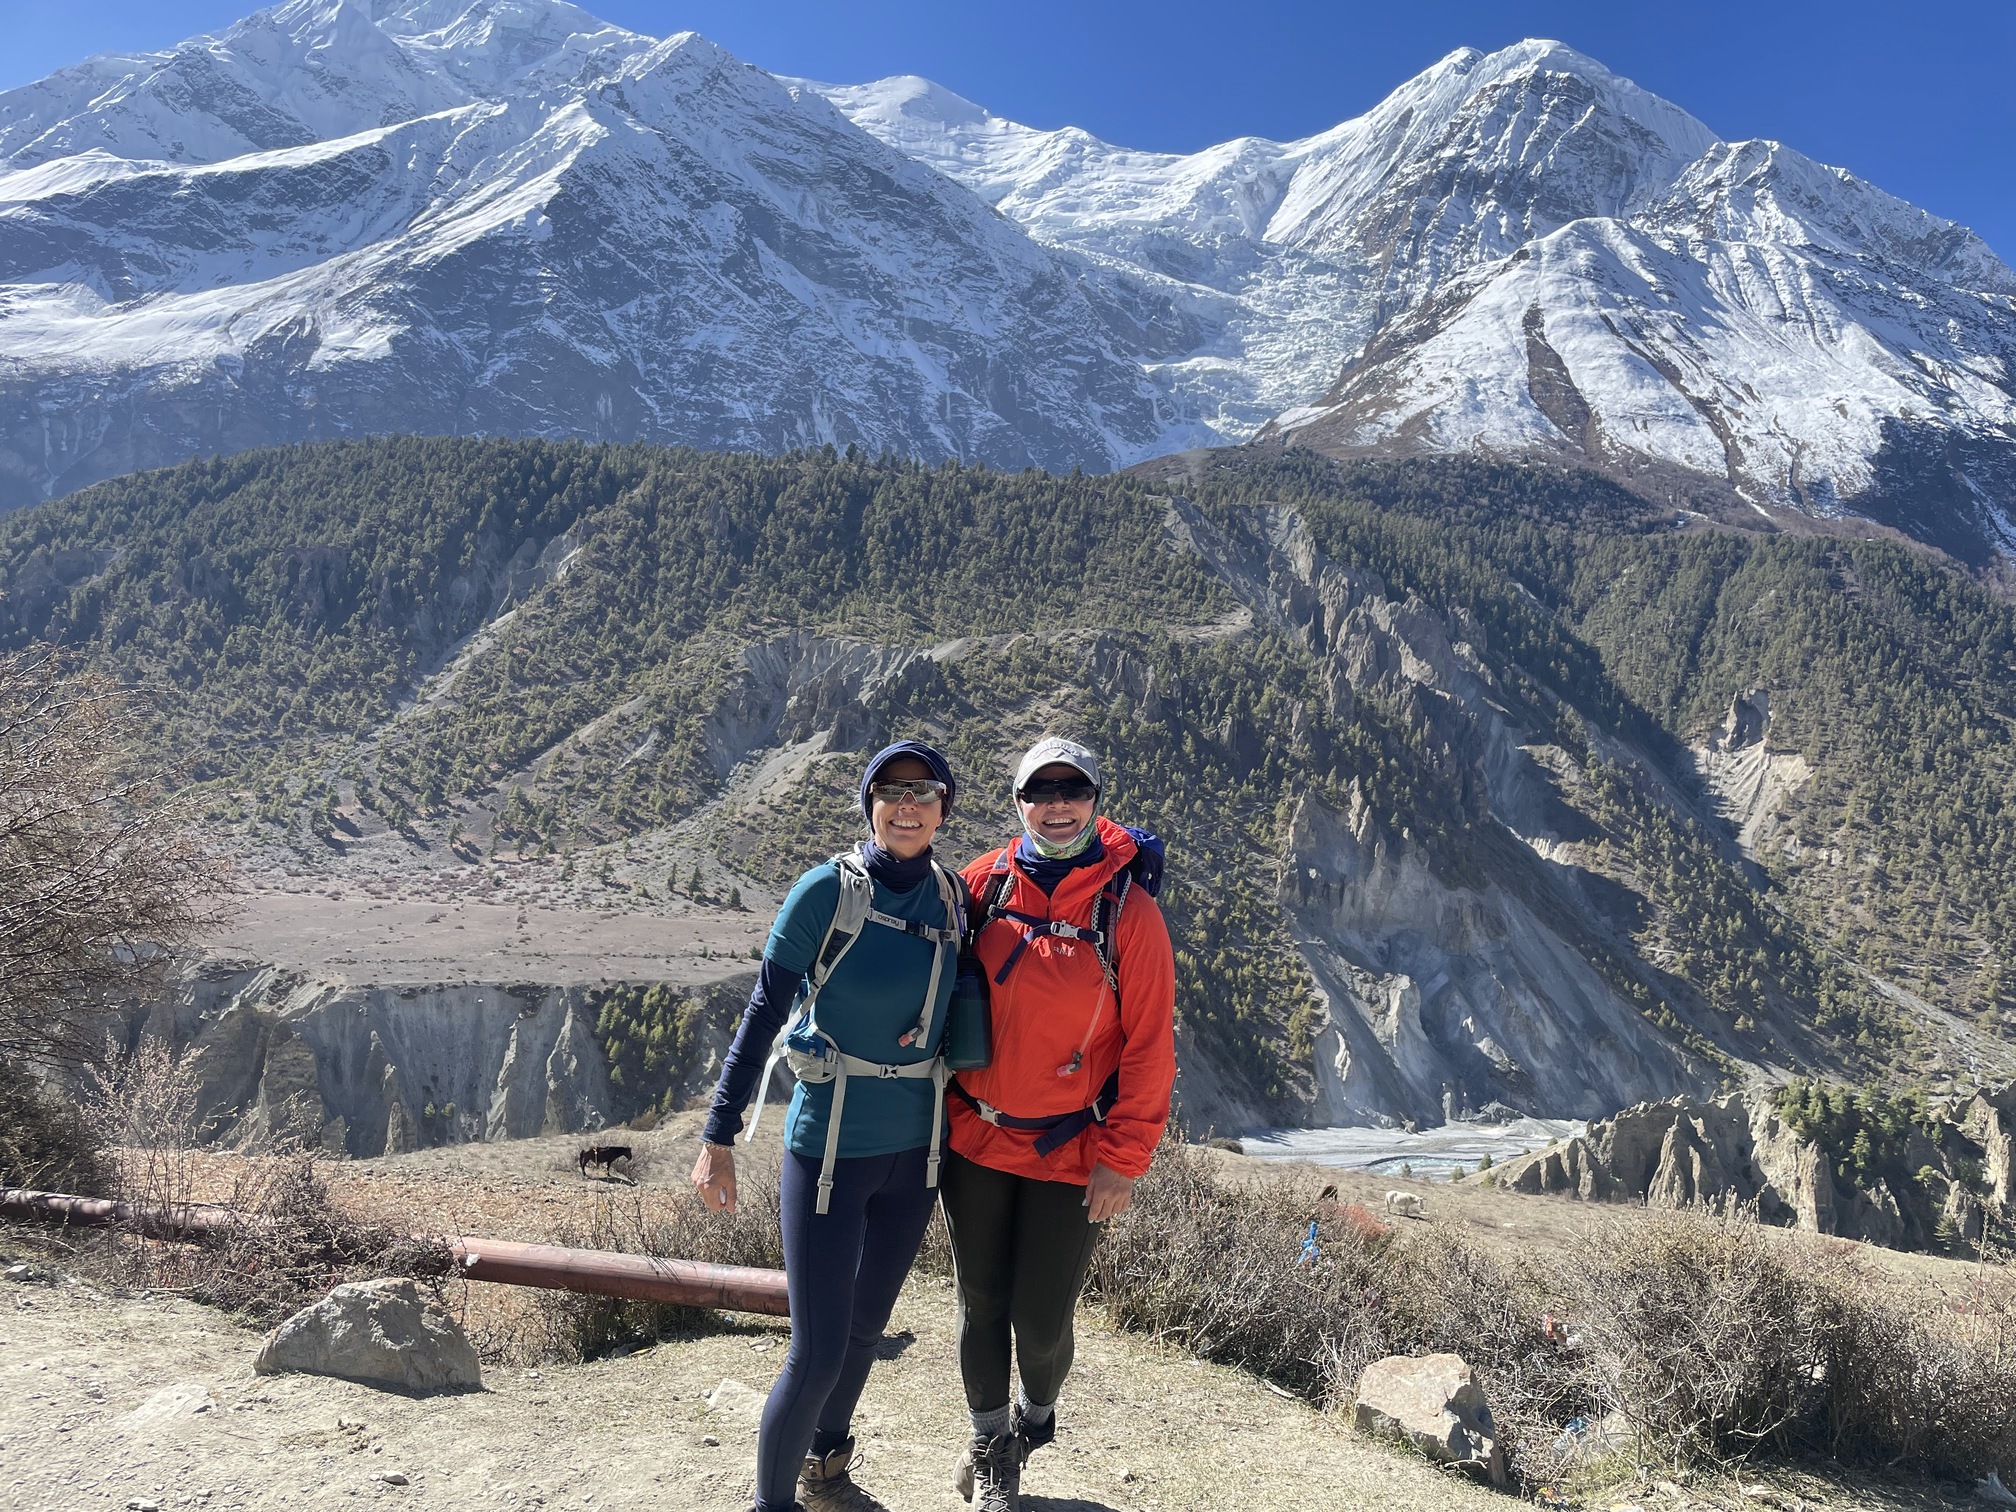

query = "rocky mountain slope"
(8, 439), (2015, 1142)
(0, 0), (1189, 511)
(4, 5), (2010, 563)
(820, 42), (2016, 564)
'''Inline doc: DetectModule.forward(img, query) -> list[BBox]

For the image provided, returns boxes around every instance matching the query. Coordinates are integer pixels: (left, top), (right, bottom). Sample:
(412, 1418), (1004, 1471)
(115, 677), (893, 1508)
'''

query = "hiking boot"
(969, 1431), (1021, 1512)
(1015, 1408), (1055, 1458)
(953, 1411), (1052, 1501)
(799, 1437), (885, 1512)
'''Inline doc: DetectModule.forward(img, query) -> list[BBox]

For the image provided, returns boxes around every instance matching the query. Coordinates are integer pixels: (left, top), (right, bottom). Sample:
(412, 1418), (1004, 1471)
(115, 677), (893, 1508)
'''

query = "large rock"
(1353, 1353), (1506, 1486)
(254, 1278), (480, 1394)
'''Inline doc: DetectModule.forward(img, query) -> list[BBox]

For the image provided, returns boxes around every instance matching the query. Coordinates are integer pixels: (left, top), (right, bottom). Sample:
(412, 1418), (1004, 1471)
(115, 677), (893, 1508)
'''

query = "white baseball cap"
(1013, 736), (1101, 794)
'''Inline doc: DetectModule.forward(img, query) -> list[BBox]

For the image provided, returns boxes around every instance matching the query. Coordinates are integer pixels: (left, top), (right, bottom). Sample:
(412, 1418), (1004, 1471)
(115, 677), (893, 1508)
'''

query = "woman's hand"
(691, 1141), (738, 1213)
(1085, 1162), (1135, 1222)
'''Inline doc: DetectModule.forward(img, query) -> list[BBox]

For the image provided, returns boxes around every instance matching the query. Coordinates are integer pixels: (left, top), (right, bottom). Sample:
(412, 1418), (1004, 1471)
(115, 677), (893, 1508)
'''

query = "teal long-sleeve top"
(704, 859), (956, 1160)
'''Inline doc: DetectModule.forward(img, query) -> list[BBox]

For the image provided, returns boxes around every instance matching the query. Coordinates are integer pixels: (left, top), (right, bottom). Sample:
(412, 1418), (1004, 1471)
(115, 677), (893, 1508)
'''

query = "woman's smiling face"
(868, 755), (945, 859)
(1017, 761), (1097, 848)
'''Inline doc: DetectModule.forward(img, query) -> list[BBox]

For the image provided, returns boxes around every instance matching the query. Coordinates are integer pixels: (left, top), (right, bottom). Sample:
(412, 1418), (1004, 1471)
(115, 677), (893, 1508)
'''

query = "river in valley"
(1238, 1116), (1586, 1179)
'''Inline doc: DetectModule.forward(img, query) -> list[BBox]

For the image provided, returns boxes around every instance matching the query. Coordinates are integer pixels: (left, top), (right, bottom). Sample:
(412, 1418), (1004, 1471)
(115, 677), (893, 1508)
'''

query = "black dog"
(578, 1144), (634, 1179)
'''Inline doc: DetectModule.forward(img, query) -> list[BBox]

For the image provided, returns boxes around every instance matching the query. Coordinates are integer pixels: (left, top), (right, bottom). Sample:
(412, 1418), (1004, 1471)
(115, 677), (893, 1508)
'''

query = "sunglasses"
(1017, 778), (1097, 804)
(868, 780), (947, 806)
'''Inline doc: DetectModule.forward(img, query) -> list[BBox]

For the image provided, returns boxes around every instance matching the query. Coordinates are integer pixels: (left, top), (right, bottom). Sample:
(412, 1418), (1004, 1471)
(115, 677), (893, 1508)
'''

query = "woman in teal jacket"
(692, 739), (964, 1512)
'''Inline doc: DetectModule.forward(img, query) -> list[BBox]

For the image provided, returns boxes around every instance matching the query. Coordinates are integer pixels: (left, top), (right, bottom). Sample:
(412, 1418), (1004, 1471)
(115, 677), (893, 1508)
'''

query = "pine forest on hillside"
(2, 438), (2013, 1111)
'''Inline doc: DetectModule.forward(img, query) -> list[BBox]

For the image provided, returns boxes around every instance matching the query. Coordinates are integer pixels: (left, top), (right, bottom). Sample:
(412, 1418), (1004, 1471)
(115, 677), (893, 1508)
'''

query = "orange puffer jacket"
(952, 817), (1176, 1185)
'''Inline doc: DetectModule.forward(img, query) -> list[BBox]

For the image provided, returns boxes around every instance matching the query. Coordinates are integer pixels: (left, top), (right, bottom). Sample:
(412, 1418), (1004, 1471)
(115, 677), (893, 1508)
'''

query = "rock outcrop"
(1500, 1089), (2015, 1252)
(114, 960), (752, 1158)
(1171, 498), (1712, 1129)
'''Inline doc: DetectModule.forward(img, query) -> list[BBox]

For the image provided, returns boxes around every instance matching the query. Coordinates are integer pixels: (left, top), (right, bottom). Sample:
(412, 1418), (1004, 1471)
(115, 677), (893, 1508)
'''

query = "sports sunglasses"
(1016, 777), (1097, 803)
(867, 779), (948, 805)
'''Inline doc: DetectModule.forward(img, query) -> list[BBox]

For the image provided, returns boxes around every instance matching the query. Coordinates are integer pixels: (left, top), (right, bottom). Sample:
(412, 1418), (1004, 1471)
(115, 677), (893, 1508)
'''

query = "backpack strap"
(1091, 866), (1131, 999)
(745, 854), (872, 1144)
(746, 851), (960, 1212)
(980, 840), (1125, 989)
(949, 1069), (1120, 1158)
(894, 860), (963, 1050)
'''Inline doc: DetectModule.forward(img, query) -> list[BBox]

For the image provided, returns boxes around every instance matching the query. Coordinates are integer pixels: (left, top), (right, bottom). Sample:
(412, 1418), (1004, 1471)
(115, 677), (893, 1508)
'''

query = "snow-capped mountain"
(4, 7), (2012, 562)
(0, 0), (1189, 510)
(817, 43), (2016, 562)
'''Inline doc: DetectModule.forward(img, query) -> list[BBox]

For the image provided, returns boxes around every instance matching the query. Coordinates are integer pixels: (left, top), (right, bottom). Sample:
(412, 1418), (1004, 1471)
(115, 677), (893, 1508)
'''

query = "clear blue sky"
(4, 0), (2011, 261)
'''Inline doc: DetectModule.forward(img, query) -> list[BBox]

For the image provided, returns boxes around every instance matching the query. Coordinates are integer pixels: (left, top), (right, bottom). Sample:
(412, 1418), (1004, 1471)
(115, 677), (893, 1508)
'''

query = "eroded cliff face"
(1284, 790), (1691, 1127)
(1500, 1091), (2014, 1252)
(1169, 497), (1713, 1128)
(128, 959), (753, 1157)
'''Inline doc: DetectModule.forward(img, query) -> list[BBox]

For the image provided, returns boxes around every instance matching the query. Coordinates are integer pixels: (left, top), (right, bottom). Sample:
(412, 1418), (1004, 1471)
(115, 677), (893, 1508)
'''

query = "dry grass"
(494, 1176), (788, 1364)
(1097, 1135), (2016, 1488)
(18, 1036), (450, 1326)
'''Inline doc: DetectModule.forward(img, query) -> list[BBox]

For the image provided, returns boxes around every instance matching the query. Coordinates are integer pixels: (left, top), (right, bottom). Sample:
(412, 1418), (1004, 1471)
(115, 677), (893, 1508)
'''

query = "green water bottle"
(944, 957), (992, 1071)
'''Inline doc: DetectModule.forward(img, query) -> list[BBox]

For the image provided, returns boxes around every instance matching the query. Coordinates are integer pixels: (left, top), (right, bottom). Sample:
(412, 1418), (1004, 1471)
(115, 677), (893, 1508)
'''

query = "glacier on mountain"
(0, 0), (1193, 507)
(1, 4), (2012, 559)
(814, 41), (2016, 560)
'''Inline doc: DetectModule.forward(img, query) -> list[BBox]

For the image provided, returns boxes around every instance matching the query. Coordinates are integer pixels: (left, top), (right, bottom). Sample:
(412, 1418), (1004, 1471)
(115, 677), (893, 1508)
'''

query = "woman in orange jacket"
(944, 736), (1176, 1512)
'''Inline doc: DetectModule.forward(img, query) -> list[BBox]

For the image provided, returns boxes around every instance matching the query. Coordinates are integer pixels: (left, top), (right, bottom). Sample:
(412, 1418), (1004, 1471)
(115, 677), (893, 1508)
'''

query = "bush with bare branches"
(0, 651), (231, 1068)
(0, 1053), (110, 1193)
(1095, 1136), (2016, 1487)
(54, 1036), (448, 1325)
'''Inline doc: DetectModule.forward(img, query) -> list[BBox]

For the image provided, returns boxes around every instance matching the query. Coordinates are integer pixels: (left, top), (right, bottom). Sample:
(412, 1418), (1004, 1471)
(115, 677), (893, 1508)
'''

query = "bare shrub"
(1096, 1137), (1393, 1405)
(504, 1177), (786, 1364)
(83, 1034), (211, 1219)
(186, 1152), (451, 1325)
(1092, 1137), (2016, 1487)
(1824, 1264), (2016, 1479)
(0, 652), (232, 1067)
(1554, 1210), (1846, 1468)
(0, 1054), (111, 1193)
(71, 1036), (445, 1323)
(1380, 1226), (1583, 1483)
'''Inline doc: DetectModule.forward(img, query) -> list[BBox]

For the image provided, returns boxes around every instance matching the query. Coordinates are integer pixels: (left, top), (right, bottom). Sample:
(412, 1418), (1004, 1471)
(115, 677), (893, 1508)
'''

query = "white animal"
(1384, 1191), (1426, 1218)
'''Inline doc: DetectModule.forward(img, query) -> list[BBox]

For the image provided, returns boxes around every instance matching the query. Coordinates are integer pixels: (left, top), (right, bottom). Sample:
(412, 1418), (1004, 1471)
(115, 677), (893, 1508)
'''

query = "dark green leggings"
(938, 1149), (1102, 1413)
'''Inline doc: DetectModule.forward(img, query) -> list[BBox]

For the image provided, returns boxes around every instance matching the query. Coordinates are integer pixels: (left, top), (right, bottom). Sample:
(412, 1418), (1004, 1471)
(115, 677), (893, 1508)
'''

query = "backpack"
(956, 825), (1165, 1137)
(744, 849), (967, 1214)
(974, 825), (1165, 1002)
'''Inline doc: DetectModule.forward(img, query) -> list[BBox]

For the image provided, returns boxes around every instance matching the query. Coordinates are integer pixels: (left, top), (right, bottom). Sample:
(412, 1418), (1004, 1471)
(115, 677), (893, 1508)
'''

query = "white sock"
(971, 1404), (1012, 1438)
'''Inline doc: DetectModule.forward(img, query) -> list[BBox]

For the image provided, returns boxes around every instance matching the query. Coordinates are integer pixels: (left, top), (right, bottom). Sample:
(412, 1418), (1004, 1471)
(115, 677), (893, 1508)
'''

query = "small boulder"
(255, 1278), (480, 1394)
(1353, 1353), (1505, 1487)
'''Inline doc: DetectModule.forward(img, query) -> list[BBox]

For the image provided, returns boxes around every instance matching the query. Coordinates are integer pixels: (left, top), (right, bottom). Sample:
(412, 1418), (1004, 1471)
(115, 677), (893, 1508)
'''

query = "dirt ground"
(2, 1253), (1516, 1512)
(2, 1123), (1997, 1512)
(206, 887), (770, 988)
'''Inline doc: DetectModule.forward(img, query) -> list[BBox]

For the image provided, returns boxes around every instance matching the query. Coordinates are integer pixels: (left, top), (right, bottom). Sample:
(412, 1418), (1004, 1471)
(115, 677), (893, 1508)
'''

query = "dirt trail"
(4, 1129), (1984, 1512)
(3, 1265), (1508, 1512)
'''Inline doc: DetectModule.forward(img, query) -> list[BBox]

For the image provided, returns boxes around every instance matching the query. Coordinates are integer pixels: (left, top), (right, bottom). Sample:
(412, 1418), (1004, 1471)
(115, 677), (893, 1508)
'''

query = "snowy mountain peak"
(0, 3), (1194, 509)
(815, 36), (2014, 561)
(0, 5), (2010, 561)
(813, 74), (996, 131)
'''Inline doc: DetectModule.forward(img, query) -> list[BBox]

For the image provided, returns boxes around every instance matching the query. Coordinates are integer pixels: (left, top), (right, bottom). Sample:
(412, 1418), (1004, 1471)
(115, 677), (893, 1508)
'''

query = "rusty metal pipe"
(1, 1187), (273, 1240)
(449, 1236), (788, 1315)
(2, 1187), (791, 1317)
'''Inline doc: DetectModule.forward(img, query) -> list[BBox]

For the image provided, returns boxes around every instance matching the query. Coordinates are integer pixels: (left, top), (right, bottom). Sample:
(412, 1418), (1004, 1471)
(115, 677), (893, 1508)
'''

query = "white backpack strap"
(895, 862), (961, 1050)
(926, 1057), (948, 1189)
(811, 1049), (939, 1214)
(742, 1028), (790, 1144)
(808, 854), (873, 996)
(745, 858), (866, 1149)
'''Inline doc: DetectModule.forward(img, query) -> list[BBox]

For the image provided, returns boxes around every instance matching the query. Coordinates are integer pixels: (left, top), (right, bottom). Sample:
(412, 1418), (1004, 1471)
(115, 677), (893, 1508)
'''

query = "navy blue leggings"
(754, 1144), (938, 1511)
